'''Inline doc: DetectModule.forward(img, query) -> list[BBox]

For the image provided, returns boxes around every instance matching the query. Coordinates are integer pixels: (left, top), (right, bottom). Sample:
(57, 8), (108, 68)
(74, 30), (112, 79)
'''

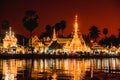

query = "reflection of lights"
(3, 60), (17, 80)
(64, 59), (68, 70)
(5, 74), (14, 80)
(106, 59), (109, 72)
(97, 59), (100, 69)
(56, 59), (59, 69)
(52, 73), (57, 80)
(2, 58), (120, 80)
(34, 60), (38, 71)
(40, 60), (43, 72)
(111, 58), (115, 70)
(49, 59), (53, 68)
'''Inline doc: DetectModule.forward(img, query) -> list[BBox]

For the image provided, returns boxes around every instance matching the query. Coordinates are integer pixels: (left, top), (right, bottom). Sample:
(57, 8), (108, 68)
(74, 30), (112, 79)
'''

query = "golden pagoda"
(3, 27), (17, 48)
(64, 15), (90, 52)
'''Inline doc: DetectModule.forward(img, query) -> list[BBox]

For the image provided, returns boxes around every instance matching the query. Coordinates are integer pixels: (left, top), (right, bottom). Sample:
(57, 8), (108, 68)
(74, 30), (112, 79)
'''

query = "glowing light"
(64, 15), (90, 52)
(52, 73), (57, 80)
(3, 27), (17, 49)
(5, 74), (14, 80)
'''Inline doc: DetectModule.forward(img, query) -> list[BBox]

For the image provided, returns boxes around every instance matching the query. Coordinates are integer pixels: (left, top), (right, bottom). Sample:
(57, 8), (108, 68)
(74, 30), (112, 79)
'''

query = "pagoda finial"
(52, 27), (57, 41)
(73, 15), (79, 38)
(9, 27), (12, 36)
(74, 15), (78, 32)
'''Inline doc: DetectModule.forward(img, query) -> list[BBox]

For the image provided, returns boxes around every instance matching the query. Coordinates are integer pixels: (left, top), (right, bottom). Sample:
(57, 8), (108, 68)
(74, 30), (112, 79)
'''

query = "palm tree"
(118, 28), (120, 39)
(89, 26), (100, 42)
(103, 28), (108, 37)
(60, 20), (66, 36)
(55, 23), (61, 36)
(0, 20), (10, 43)
(1, 20), (9, 30)
(45, 24), (52, 38)
(109, 35), (117, 47)
(22, 10), (39, 53)
(82, 34), (90, 46)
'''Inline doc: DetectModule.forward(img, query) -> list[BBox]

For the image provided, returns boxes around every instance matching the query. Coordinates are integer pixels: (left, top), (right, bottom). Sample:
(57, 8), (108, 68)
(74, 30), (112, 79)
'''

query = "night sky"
(0, 0), (120, 38)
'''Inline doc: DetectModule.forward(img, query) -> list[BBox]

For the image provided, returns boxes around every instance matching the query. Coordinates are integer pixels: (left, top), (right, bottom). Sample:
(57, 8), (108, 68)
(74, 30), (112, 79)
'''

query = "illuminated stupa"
(3, 27), (17, 48)
(64, 15), (89, 52)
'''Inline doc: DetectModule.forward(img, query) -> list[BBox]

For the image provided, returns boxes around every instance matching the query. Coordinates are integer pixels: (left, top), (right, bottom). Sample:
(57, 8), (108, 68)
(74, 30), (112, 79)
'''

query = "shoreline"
(0, 53), (120, 59)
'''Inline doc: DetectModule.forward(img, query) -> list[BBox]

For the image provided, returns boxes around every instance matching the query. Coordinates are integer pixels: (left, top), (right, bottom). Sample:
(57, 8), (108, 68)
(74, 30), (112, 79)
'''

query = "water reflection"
(0, 58), (120, 80)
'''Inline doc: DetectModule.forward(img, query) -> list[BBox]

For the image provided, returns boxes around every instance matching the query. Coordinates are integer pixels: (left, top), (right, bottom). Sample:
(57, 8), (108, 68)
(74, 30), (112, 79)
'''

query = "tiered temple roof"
(64, 15), (90, 52)
(3, 27), (17, 48)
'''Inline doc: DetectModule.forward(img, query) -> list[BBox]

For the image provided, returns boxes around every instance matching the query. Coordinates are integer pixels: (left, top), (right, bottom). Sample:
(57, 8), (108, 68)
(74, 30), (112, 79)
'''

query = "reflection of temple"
(31, 59), (90, 80)
(64, 15), (90, 52)
(3, 27), (17, 48)
(1, 58), (120, 80)
(3, 60), (17, 80)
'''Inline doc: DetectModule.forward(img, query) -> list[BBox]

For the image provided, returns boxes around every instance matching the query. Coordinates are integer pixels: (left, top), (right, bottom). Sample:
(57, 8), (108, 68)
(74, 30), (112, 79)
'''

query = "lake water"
(0, 58), (120, 80)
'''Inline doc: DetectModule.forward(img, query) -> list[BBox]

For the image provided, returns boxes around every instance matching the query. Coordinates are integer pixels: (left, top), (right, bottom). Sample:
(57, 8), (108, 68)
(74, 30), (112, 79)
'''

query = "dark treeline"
(0, 10), (120, 48)
(40, 20), (66, 39)
(99, 35), (120, 47)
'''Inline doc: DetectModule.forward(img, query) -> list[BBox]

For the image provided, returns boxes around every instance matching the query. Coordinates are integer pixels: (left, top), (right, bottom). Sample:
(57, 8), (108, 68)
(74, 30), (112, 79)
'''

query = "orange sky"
(0, 0), (120, 39)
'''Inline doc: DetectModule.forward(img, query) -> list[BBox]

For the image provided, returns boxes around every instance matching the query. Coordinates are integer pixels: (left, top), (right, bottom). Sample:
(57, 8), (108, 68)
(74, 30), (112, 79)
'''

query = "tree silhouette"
(22, 10), (39, 53)
(82, 34), (90, 46)
(1, 20), (10, 30)
(23, 10), (39, 32)
(60, 20), (66, 36)
(118, 28), (120, 39)
(99, 37), (110, 47)
(89, 26), (100, 42)
(0, 20), (10, 43)
(55, 23), (61, 36)
(109, 35), (117, 47)
(45, 24), (52, 38)
(16, 34), (28, 46)
(103, 28), (108, 37)
(40, 32), (47, 40)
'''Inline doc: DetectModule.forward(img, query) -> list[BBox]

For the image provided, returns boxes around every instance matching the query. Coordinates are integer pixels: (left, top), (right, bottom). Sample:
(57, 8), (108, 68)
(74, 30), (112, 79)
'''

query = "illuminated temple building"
(44, 15), (90, 52)
(64, 15), (90, 52)
(47, 28), (62, 51)
(31, 35), (44, 52)
(3, 27), (17, 48)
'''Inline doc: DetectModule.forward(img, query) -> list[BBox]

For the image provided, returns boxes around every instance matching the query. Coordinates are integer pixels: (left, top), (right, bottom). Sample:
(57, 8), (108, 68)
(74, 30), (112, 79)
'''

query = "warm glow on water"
(0, 58), (120, 80)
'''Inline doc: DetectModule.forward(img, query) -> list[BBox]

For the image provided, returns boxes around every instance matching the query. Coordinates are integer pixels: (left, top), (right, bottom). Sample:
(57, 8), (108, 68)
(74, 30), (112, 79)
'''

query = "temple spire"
(64, 15), (89, 52)
(74, 15), (78, 32)
(9, 27), (12, 36)
(73, 15), (79, 38)
(3, 26), (18, 48)
(52, 28), (57, 41)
